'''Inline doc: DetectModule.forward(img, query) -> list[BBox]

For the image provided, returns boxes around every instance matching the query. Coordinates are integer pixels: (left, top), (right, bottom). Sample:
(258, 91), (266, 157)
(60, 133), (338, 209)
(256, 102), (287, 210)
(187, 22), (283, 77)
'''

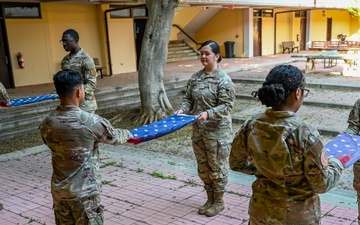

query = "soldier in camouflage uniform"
(39, 69), (133, 225)
(230, 65), (345, 224)
(60, 29), (98, 113)
(175, 40), (235, 217)
(0, 81), (10, 106)
(344, 99), (360, 224)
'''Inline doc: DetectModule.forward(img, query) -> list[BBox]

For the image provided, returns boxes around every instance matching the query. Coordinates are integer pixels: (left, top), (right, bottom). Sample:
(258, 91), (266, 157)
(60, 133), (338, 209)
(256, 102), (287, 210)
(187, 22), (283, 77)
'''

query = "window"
(295, 11), (307, 18)
(133, 8), (147, 17)
(109, 6), (147, 18)
(253, 9), (273, 18)
(4, 3), (41, 18)
(110, 9), (131, 18)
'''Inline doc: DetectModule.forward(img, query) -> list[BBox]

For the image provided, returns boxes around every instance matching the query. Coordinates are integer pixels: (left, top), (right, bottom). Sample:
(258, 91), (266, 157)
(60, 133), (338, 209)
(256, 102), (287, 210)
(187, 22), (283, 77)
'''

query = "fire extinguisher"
(17, 52), (25, 69)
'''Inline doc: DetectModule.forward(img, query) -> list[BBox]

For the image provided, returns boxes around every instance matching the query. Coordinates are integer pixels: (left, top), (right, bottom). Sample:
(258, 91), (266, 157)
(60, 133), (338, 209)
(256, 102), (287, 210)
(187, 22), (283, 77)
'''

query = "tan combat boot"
(198, 191), (214, 215)
(205, 192), (224, 217)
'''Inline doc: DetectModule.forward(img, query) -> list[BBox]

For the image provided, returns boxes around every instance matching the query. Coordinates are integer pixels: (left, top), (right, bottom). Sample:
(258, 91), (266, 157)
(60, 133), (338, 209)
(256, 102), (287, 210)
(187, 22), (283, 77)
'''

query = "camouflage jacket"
(39, 105), (132, 201)
(230, 109), (343, 224)
(345, 98), (360, 135)
(61, 49), (98, 112)
(0, 82), (10, 106)
(179, 67), (235, 130)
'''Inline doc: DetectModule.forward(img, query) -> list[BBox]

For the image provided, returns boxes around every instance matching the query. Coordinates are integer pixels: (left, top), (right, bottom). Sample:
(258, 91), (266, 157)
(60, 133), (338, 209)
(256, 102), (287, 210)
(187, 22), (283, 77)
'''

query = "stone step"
(0, 78), (189, 139)
(167, 40), (199, 62)
(167, 56), (199, 62)
(168, 49), (195, 54)
(168, 52), (199, 58)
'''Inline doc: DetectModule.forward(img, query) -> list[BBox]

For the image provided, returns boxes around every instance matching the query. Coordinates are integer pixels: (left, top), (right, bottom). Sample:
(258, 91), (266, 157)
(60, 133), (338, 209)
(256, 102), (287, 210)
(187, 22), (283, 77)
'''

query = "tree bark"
(135, 0), (176, 125)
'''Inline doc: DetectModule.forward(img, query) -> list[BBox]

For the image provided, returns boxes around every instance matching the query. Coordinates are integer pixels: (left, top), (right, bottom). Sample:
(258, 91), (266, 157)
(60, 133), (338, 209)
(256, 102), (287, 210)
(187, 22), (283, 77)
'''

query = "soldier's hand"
(336, 154), (351, 167)
(174, 109), (184, 115)
(197, 111), (208, 121)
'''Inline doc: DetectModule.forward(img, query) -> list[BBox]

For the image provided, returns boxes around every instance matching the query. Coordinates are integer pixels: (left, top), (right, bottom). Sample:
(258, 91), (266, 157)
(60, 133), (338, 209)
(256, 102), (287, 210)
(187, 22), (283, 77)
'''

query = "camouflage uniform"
(61, 49), (98, 113)
(179, 67), (235, 193)
(230, 109), (343, 225)
(39, 105), (132, 225)
(344, 98), (360, 223)
(0, 81), (10, 106)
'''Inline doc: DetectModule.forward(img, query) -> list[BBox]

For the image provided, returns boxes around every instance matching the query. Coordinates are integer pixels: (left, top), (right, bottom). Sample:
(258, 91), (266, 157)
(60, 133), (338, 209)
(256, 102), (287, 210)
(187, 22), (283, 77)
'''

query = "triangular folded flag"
(128, 114), (197, 144)
(325, 133), (360, 168)
(0, 94), (59, 107)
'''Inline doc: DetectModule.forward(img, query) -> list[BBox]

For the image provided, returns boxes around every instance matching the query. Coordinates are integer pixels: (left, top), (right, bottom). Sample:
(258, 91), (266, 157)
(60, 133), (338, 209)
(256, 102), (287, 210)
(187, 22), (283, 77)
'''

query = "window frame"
(3, 3), (41, 19)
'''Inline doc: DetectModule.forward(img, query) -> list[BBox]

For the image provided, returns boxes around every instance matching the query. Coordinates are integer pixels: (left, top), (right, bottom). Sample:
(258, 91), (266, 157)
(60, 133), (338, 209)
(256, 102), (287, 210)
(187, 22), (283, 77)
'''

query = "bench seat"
(282, 41), (299, 54)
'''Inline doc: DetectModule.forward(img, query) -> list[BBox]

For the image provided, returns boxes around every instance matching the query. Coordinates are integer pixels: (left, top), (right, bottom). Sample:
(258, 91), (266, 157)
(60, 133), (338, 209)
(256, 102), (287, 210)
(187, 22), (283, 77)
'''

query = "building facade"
(0, 0), (358, 88)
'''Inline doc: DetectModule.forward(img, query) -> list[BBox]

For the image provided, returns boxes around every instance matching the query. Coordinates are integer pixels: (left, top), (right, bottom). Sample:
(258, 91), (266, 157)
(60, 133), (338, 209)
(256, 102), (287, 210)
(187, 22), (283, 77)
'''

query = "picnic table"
(291, 51), (360, 76)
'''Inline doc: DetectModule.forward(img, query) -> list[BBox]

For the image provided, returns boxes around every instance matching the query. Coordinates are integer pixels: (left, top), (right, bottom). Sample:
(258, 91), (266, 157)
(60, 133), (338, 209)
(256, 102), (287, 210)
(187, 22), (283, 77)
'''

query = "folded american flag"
(325, 133), (360, 168)
(128, 114), (197, 144)
(0, 94), (59, 107)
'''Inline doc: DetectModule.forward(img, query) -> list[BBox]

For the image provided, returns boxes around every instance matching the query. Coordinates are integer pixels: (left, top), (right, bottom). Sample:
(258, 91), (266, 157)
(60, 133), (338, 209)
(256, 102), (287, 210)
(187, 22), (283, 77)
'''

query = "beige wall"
(170, 7), (203, 41)
(6, 19), (51, 87)
(262, 18), (275, 55)
(5, 4), (360, 88)
(275, 12), (293, 53)
(108, 18), (137, 74)
(196, 9), (244, 57)
(310, 9), (354, 41)
(6, 3), (103, 87)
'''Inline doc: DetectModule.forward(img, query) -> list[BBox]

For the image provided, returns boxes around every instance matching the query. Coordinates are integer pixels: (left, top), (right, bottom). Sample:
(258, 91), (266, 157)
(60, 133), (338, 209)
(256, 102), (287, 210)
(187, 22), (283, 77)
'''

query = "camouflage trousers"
(353, 160), (360, 223)
(192, 124), (232, 192)
(53, 195), (104, 225)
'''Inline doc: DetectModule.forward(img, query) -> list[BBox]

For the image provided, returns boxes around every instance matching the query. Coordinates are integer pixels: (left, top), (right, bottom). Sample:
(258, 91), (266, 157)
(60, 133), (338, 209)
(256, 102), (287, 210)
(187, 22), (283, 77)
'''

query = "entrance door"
(326, 18), (332, 41)
(300, 18), (307, 50)
(134, 19), (147, 69)
(253, 18), (262, 57)
(0, 7), (14, 88)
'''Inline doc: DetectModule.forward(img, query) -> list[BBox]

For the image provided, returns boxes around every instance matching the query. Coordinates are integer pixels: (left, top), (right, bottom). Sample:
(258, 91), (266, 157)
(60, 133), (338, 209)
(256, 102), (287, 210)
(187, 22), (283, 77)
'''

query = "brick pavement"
(0, 144), (358, 225)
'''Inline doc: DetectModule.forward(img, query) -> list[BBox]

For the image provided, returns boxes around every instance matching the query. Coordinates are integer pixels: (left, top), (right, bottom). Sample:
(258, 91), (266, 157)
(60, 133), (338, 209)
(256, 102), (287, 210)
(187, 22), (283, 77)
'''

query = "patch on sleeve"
(90, 69), (97, 77)
(321, 151), (329, 167)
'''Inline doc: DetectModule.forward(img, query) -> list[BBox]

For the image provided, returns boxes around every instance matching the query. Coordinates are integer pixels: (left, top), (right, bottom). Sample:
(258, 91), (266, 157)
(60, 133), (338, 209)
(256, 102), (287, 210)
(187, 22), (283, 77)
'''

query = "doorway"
(300, 18), (307, 50)
(0, 6), (14, 88)
(134, 19), (147, 69)
(326, 18), (332, 41)
(253, 18), (262, 57)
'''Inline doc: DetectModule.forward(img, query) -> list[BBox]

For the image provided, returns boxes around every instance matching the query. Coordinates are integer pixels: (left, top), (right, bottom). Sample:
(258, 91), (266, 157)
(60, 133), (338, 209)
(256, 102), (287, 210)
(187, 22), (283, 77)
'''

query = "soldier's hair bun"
(257, 65), (303, 107)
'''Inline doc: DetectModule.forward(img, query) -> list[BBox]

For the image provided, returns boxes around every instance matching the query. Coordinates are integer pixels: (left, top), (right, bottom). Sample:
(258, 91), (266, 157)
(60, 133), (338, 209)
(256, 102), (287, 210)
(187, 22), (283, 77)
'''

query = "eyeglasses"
(300, 88), (310, 97)
(59, 39), (74, 45)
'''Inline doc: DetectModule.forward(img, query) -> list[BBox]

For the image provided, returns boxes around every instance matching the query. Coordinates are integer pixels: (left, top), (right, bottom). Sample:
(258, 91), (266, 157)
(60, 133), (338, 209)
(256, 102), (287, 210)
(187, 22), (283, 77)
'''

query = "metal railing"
(172, 24), (203, 46)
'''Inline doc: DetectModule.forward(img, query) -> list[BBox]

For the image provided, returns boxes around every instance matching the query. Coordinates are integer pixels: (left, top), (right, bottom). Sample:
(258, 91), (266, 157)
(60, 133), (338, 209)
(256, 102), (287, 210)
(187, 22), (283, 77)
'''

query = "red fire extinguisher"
(17, 52), (25, 69)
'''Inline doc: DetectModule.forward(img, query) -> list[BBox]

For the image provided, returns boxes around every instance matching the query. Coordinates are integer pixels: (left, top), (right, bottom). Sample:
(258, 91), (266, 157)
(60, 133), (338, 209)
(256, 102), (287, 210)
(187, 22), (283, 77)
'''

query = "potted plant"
(338, 34), (347, 41)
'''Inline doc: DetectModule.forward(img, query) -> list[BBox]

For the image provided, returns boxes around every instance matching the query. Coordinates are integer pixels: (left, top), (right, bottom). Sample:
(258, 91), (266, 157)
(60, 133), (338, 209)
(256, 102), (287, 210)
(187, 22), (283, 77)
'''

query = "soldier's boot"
(198, 191), (214, 215)
(205, 192), (224, 217)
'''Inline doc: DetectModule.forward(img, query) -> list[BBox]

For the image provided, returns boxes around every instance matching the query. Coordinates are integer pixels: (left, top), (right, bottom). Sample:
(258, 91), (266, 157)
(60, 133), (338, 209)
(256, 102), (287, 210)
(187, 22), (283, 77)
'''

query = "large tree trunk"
(135, 0), (176, 125)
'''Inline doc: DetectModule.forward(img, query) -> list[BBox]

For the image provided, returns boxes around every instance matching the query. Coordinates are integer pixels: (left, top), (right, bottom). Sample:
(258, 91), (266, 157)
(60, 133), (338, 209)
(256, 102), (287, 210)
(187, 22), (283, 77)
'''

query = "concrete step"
(167, 40), (199, 62)
(167, 56), (199, 62)
(168, 52), (199, 58)
(0, 78), (189, 140)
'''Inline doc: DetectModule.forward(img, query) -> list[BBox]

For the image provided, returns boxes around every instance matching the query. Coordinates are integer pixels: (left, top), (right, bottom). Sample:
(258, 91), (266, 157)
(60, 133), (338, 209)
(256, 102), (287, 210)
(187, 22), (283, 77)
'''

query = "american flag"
(128, 114), (197, 144)
(0, 94), (59, 107)
(325, 133), (360, 168)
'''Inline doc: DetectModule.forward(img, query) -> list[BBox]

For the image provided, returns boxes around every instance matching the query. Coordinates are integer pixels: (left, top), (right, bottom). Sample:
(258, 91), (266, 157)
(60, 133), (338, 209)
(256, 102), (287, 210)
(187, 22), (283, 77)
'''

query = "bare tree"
(129, 0), (178, 125)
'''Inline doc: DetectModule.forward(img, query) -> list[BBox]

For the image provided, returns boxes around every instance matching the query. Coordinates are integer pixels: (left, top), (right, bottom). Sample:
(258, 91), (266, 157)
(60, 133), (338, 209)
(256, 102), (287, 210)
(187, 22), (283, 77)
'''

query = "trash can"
(224, 41), (235, 58)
